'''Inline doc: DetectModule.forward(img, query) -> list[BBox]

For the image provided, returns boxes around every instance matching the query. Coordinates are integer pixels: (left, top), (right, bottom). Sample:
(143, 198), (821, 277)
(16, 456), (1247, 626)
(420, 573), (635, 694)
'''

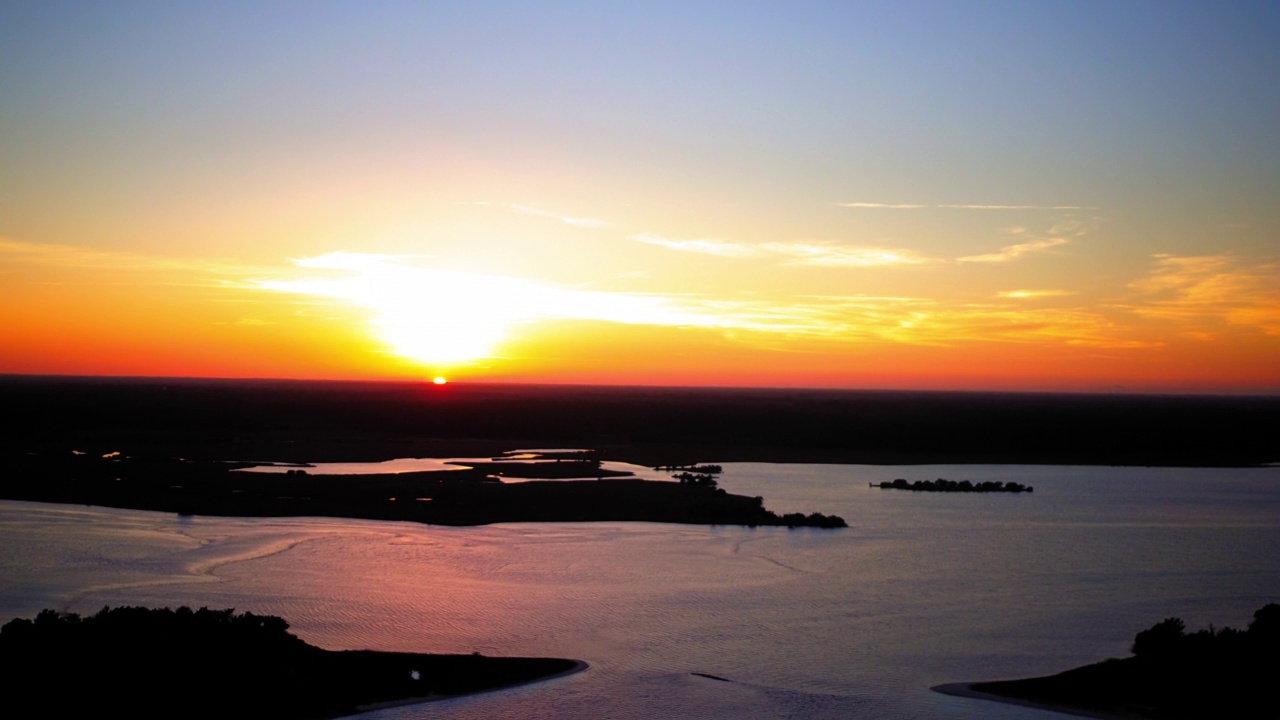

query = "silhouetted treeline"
(0, 605), (580, 720)
(873, 478), (1033, 493)
(775, 511), (848, 529)
(656, 464), (723, 473)
(673, 471), (719, 488)
(971, 604), (1280, 719)
(1130, 604), (1279, 666)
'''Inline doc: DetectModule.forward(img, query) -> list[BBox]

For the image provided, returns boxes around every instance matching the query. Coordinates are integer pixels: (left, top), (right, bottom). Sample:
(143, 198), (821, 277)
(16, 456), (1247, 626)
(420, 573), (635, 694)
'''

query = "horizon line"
(2, 371), (1277, 399)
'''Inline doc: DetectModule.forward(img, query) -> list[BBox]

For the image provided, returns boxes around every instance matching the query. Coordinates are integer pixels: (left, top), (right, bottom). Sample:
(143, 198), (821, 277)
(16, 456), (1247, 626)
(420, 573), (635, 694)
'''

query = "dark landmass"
(2, 376), (1278, 467)
(0, 605), (584, 720)
(937, 604), (1280, 720)
(446, 457), (633, 480)
(872, 478), (1034, 493)
(0, 449), (846, 528)
(672, 471), (720, 487)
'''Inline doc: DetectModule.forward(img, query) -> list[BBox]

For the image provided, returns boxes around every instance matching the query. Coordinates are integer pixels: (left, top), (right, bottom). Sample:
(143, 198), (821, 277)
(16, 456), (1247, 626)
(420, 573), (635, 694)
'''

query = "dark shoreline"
(3, 374), (1274, 528)
(932, 682), (1133, 720)
(937, 604), (1280, 720)
(0, 450), (847, 528)
(1, 606), (587, 720)
(4, 375), (1278, 467)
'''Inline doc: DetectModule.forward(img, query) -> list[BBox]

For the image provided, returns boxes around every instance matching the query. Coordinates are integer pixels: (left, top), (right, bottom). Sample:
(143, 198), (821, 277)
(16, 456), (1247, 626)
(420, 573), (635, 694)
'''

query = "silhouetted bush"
(1132, 616), (1185, 658)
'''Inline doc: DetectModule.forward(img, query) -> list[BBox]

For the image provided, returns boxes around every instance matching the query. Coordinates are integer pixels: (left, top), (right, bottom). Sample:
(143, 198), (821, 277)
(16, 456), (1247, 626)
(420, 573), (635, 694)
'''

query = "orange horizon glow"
(1, 237), (1277, 395)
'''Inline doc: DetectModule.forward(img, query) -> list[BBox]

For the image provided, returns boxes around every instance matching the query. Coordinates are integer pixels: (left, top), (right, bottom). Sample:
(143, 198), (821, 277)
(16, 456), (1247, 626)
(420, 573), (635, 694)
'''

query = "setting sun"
(252, 251), (744, 374)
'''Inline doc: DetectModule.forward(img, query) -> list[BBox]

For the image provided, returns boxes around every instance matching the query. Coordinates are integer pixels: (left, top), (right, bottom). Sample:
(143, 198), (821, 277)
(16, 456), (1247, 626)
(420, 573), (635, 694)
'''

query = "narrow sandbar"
(352, 660), (589, 715)
(932, 683), (1140, 720)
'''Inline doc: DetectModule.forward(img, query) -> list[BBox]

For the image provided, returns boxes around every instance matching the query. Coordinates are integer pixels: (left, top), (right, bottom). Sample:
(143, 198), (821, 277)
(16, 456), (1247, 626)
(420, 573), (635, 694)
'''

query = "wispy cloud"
(835, 202), (928, 209)
(938, 204), (1097, 210)
(837, 202), (1097, 210)
(997, 289), (1074, 299)
(679, 293), (1157, 349)
(953, 217), (1092, 265)
(957, 237), (1070, 264)
(631, 234), (930, 267)
(894, 305), (1157, 349)
(510, 204), (612, 229)
(0, 237), (256, 285)
(631, 234), (760, 258)
(762, 243), (929, 267)
(1124, 254), (1280, 337)
(1127, 255), (1233, 296)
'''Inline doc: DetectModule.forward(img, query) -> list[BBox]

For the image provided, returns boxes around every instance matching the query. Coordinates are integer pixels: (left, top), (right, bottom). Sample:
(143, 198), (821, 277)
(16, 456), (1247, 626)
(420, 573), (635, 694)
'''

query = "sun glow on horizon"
(232, 245), (1280, 390)
(2, 234), (1275, 392)
(254, 253), (527, 365)
(254, 252), (742, 368)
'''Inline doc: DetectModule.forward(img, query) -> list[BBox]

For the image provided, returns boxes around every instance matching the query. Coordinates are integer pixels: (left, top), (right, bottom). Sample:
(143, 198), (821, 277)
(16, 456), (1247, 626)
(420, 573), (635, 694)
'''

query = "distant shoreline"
(5, 376), (1277, 468)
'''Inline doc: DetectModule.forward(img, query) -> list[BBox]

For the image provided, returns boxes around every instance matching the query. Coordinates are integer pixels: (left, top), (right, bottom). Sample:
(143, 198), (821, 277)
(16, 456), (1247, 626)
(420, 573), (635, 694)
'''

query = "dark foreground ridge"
(1, 449), (847, 528)
(937, 604), (1280, 720)
(0, 606), (584, 720)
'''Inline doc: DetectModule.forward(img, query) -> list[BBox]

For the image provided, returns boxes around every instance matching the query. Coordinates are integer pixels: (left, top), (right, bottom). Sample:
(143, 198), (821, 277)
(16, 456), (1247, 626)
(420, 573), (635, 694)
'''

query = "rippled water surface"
(3, 464), (1279, 719)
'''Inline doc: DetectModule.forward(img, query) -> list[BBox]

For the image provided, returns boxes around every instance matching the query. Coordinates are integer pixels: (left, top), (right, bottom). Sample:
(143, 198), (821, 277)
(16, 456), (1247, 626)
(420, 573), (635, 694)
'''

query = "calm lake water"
(3, 463), (1279, 719)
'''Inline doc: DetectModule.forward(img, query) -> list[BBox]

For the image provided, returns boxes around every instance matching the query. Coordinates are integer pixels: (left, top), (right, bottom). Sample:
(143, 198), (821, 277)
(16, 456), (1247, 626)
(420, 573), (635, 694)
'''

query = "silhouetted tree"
(1132, 616), (1185, 658)
(1248, 603), (1280, 641)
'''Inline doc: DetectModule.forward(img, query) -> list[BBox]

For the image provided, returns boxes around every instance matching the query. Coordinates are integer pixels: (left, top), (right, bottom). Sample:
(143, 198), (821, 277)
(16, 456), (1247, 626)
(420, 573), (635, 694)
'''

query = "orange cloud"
(1125, 254), (1280, 337)
(956, 237), (1069, 264)
(0, 237), (255, 283)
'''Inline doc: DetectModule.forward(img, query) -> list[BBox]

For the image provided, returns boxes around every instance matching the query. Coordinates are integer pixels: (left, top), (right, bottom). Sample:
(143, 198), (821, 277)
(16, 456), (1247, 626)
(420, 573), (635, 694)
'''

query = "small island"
(0, 605), (584, 719)
(872, 478), (1034, 493)
(936, 603), (1280, 719)
(1, 448), (846, 529)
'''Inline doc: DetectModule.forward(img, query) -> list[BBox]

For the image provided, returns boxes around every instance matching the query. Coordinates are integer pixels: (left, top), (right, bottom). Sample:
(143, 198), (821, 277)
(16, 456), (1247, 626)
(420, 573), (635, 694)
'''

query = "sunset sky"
(2, 2), (1278, 392)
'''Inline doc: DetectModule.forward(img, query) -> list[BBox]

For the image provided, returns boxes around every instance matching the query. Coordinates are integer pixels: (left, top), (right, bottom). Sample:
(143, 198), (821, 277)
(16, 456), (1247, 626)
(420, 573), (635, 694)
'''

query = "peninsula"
(0, 605), (585, 719)
(936, 604), (1280, 719)
(1, 448), (847, 528)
